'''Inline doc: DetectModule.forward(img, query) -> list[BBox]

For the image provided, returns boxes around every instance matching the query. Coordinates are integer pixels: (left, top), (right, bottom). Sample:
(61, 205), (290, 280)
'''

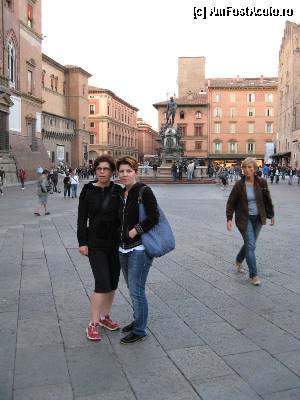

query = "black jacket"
(77, 181), (123, 250)
(119, 182), (159, 250)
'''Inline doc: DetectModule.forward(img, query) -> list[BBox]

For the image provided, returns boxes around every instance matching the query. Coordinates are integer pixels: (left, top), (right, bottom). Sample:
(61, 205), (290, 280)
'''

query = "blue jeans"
(119, 250), (153, 336)
(236, 215), (262, 278)
(71, 184), (77, 198)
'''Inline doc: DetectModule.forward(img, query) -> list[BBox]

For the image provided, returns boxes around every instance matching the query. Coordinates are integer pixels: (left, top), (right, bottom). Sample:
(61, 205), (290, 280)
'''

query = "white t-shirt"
(70, 175), (79, 185)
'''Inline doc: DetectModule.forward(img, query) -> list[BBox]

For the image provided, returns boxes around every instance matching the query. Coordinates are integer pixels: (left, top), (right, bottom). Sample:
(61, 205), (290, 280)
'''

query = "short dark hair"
(93, 155), (116, 172)
(116, 156), (138, 173)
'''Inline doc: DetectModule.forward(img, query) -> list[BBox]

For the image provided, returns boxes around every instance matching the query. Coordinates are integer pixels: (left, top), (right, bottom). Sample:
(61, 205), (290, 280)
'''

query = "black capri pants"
(88, 248), (121, 293)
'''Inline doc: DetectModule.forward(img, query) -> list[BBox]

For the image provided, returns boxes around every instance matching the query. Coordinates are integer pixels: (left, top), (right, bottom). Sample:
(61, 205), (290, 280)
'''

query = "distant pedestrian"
(63, 173), (71, 198)
(297, 169), (300, 184)
(171, 163), (177, 181)
(19, 168), (26, 190)
(52, 169), (58, 193)
(187, 161), (195, 181)
(275, 168), (280, 184)
(152, 162), (158, 178)
(288, 168), (293, 185)
(71, 171), (79, 198)
(34, 169), (51, 216)
(226, 158), (275, 286)
(0, 167), (5, 196)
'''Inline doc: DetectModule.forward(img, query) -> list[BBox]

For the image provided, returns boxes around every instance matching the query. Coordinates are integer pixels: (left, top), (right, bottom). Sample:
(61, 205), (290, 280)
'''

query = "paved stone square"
(1, 179), (300, 399)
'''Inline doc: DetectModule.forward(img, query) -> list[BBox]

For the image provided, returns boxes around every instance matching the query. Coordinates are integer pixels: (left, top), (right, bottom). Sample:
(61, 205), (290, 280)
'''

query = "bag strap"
(138, 186), (147, 204)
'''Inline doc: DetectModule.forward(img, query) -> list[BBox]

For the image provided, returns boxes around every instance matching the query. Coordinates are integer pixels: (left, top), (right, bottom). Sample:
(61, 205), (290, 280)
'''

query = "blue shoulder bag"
(138, 186), (175, 258)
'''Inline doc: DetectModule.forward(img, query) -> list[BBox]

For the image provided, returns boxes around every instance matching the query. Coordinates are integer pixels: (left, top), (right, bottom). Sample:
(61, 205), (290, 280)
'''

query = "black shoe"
(122, 322), (134, 333)
(120, 332), (146, 345)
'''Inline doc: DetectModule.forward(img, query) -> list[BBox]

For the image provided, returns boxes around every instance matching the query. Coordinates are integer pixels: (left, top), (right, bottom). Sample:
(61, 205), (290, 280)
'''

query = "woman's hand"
(128, 228), (138, 239)
(270, 217), (275, 226)
(79, 245), (88, 256)
(227, 220), (233, 232)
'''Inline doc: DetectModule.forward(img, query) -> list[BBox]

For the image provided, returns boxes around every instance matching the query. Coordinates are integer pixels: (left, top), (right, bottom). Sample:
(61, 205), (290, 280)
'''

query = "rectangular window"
(89, 104), (95, 115)
(214, 142), (221, 153)
(265, 123), (273, 133)
(230, 93), (236, 103)
(177, 124), (186, 135)
(213, 94), (221, 102)
(247, 108), (255, 117)
(229, 123), (236, 134)
(50, 77), (54, 90)
(195, 111), (202, 119)
(107, 105), (110, 115)
(54, 77), (58, 92)
(247, 93), (255, 103)
(27, 70), (32, 94)
(265, 93), (273, 102)
(229, 142), (237, 153)
(230, 107), (236, 118)
(214, 123), (221, 134)
(248, 123), (255, 133)
(194, 125), (203, 136)
(90, 135), (95, 145)
(90, 122), (95, 128)
(248, 143), (254, 153)
(195, 141), (202, 150)
(214, 107), (222, 117)
(265, 108), (273, 117)
(27, 4), (33, 28)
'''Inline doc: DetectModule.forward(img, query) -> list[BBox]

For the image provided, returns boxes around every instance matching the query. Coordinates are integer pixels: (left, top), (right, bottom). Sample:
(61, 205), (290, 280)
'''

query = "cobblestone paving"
(1, 179), (300, 399)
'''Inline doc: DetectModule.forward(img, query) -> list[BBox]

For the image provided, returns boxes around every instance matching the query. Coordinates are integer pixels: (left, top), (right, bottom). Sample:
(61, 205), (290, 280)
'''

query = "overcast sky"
(42, 0), (300, 130)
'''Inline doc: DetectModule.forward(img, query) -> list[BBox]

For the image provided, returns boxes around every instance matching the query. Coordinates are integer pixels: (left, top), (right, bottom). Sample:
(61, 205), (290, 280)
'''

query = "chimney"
(236, 74), (240, 81)
(260, 74), (264, 83)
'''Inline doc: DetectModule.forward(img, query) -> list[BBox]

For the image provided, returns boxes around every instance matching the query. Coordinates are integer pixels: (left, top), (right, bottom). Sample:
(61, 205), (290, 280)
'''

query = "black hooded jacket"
(77, 181), (123, 250)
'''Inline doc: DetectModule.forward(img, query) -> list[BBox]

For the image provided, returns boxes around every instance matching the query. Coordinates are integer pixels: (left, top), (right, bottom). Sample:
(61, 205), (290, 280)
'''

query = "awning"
(271, 152), (291, 157)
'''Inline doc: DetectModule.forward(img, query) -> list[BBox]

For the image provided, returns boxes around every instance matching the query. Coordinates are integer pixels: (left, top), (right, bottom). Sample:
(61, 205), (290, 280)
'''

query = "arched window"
(7, 41), (15, 85)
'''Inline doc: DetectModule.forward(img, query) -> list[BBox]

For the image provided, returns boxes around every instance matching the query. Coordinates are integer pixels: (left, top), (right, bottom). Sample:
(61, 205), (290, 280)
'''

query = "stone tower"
(178, 57), (206, 97)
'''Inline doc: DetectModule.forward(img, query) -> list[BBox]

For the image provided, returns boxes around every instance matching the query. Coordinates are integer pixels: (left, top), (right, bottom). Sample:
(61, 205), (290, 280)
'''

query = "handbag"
(260, 184), (274, 219)
(138, 186), (175, 258)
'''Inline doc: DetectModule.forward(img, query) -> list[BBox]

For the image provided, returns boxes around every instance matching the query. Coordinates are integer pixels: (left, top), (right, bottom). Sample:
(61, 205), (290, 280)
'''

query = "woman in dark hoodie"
(77, 155), (123, 341)
(116, 156), (159, 344)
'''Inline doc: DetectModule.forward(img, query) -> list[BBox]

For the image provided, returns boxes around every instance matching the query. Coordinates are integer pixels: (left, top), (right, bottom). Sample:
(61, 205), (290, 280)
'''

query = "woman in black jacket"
(116, 156), (159, 344)
(77, 155), (123, 341)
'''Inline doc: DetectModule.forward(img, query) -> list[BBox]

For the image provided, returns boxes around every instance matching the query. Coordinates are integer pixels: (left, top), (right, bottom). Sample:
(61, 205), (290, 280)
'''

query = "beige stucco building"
(42, 54), (91, 167)
(275, 21), (300, 168)
(88, 86), (138, 162)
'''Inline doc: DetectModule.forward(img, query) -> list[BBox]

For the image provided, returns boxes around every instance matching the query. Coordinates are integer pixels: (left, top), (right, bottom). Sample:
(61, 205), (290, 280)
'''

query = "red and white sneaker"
(86, 322), (101, 341)
(99, 315), (120, 331)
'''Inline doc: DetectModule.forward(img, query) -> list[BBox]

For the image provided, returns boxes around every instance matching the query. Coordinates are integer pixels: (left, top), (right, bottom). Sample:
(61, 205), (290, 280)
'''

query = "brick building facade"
(88, 86), (138, 162)
(154, 57), (278, 166)
(0, 0), (50, 180)
(137, 118), (159, 161)
(208, 77), (277, 166)
(42, 54), (91, 168)
(275, 21), (300, 168)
